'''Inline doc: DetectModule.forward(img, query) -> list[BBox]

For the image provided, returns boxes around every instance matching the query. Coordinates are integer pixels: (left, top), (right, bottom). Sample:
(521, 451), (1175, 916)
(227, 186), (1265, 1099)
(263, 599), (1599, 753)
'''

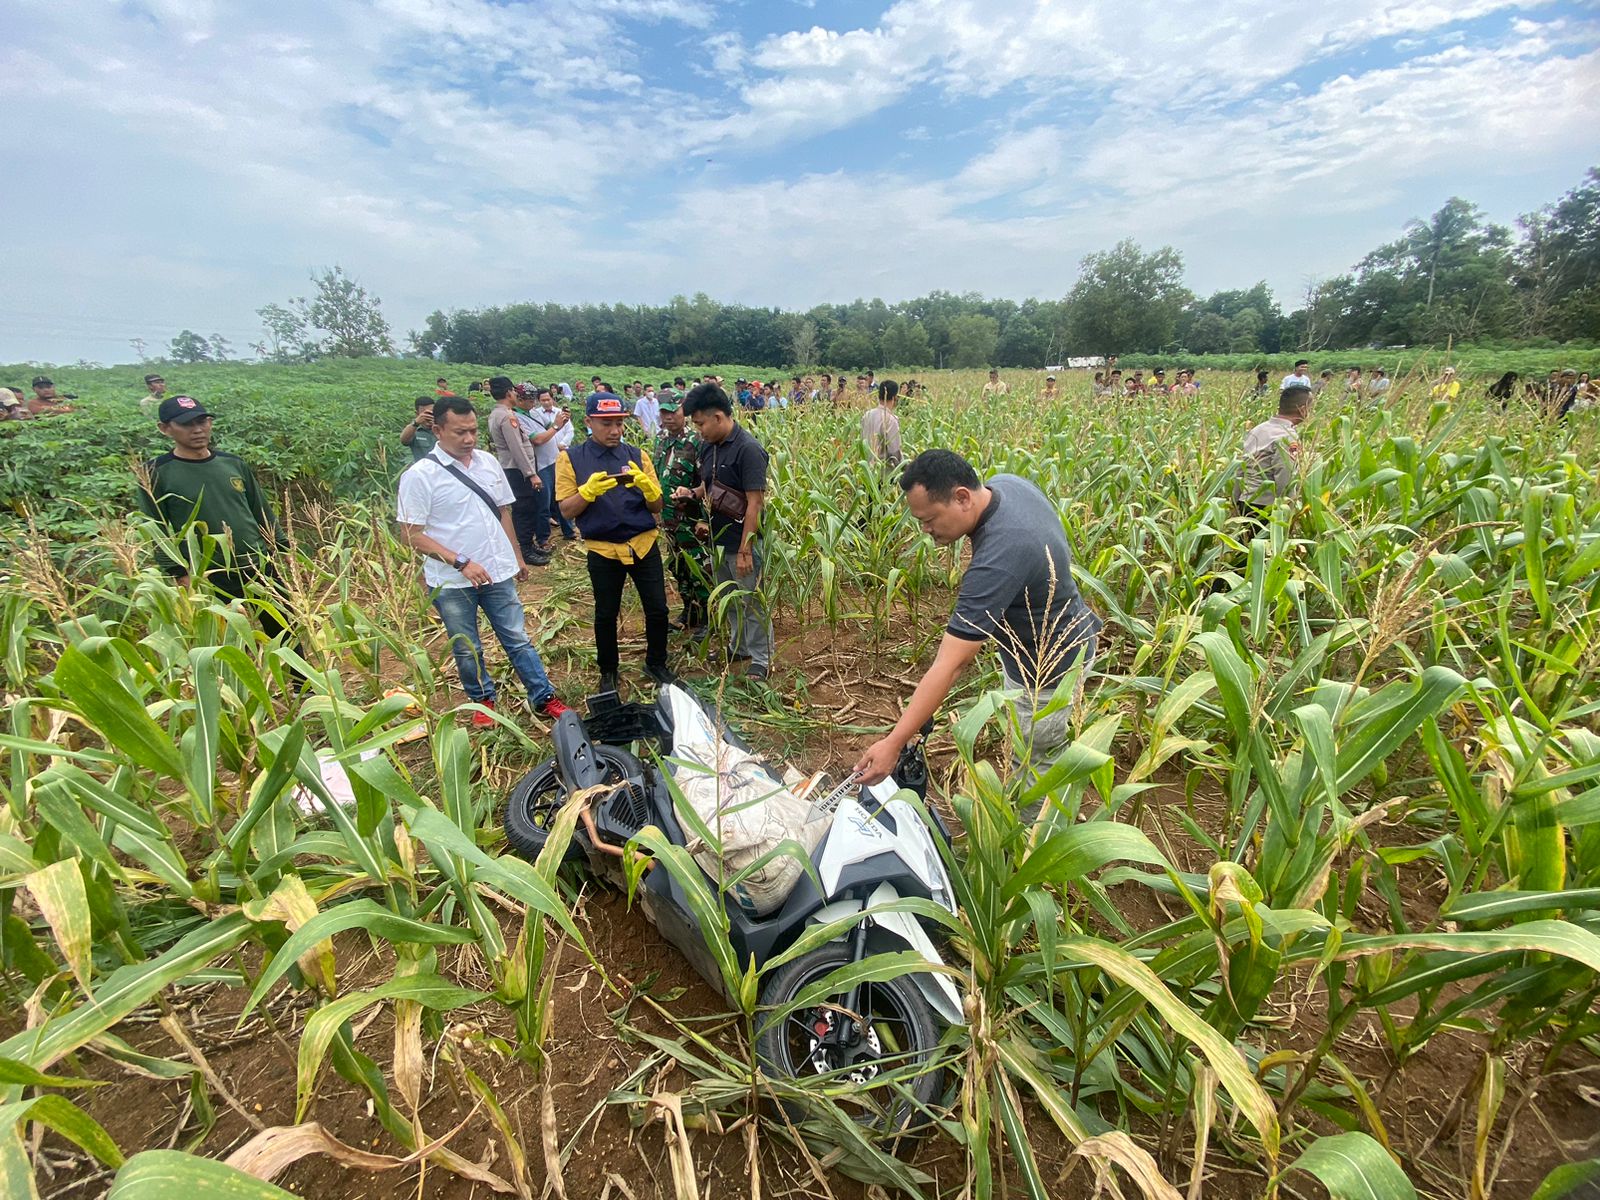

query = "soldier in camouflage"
(654, 399), (710, 634)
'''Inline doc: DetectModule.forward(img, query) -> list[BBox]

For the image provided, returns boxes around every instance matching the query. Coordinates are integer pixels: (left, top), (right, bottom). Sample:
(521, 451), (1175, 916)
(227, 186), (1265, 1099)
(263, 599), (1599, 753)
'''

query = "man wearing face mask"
(853, 449), (1103, 789)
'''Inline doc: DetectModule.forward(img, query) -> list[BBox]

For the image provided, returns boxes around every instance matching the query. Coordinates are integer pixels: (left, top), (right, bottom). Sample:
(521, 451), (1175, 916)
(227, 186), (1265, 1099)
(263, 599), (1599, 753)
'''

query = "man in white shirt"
(521, 387), (577, 544)
(396, 396), (570, 726)
(634, 385), (661, 438)
(1367, 368), (1391, 402)
(1281, 359), (1312, 390)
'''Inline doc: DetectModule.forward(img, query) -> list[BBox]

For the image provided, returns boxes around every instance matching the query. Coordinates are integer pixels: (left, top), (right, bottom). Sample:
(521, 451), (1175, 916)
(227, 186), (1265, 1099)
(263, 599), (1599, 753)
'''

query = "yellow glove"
(626, 461), (662, 504)
(577, 471), (619, 503)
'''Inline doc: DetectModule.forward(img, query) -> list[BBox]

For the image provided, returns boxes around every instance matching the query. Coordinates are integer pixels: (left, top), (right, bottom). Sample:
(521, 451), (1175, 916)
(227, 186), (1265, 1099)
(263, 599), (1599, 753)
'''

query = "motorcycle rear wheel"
(501, 745), (645, 863)
(755, 941), (942, 1135)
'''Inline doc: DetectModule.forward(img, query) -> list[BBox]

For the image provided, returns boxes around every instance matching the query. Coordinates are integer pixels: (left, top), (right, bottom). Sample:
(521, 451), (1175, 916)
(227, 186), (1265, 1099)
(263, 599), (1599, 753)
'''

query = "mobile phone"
(607, 471), (633, 481)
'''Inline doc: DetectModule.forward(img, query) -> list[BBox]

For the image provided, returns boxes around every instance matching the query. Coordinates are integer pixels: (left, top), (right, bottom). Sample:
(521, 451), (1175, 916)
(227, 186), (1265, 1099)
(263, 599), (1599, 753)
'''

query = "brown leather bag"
(707, 446), (747, 521)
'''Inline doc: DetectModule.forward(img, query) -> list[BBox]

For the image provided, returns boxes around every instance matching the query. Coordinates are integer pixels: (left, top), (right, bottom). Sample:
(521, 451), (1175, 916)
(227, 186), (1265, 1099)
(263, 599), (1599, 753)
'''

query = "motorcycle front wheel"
(755, 941), (942, 1134)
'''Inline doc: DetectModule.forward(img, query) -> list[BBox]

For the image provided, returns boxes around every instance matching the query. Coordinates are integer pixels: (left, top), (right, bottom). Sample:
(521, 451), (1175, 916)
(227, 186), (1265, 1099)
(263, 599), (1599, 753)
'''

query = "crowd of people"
(91, 353), (1598, 783)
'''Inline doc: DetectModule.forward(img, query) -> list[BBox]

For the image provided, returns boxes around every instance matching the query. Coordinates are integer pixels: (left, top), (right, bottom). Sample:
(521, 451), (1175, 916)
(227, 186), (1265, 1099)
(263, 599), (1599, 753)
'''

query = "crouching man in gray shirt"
(854, 449), (1103, 785)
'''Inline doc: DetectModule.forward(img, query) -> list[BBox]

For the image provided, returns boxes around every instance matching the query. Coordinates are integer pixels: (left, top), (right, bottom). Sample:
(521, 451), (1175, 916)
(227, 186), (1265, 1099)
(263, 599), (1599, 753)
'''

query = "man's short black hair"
(414, 395), (434, 409)
(434, 395), (478, 424)
(674, 377), (686, 387)
(683, 381), (732, 417)
(488, 375), (514, 399)
(1279, 385), (1313, 415)
(1294, 359), (1310, 370)
(1257, 369), (1269, 381)
(436, 376), (448, 385)
(900, 449), (980, 500)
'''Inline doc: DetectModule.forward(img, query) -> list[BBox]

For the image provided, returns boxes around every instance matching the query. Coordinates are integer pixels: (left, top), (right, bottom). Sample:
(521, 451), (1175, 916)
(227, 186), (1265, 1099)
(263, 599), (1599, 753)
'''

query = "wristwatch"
(452, 553), (469, 571)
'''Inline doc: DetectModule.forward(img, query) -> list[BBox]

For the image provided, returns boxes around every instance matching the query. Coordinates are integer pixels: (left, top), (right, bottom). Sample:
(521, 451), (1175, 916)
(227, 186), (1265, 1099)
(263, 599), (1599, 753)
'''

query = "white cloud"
(1, 0), (1595, 361)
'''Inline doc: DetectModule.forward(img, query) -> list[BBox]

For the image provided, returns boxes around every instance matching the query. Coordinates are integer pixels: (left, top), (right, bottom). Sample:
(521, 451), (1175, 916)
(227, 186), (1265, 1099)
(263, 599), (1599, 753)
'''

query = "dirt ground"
(18, 543), (1600, 1198)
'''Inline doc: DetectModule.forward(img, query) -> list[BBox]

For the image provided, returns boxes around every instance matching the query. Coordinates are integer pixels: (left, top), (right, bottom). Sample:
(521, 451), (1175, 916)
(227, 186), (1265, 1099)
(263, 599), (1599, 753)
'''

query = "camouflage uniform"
(654, 427), (710, 629)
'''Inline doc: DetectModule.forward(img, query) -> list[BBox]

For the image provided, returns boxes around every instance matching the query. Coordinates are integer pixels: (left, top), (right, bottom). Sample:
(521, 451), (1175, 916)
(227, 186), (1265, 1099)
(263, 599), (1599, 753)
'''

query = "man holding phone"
(555, 391), (675, 693)
(677, 382), (772, 683)
(401, 396), (438, 461)
(521, 387), (577, 544)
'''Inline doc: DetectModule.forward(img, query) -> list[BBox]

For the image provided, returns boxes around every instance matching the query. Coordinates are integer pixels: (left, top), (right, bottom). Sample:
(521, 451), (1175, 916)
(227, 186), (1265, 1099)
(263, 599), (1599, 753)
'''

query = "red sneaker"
(470, 700), (497, 728)
(538, 697), (571, 719)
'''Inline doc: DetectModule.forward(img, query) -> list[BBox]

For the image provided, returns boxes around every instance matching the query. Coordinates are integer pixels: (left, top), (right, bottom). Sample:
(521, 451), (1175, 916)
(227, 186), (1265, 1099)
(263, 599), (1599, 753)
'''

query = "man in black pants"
(555, 391), (676, 693)
(487, 375), (548, 566)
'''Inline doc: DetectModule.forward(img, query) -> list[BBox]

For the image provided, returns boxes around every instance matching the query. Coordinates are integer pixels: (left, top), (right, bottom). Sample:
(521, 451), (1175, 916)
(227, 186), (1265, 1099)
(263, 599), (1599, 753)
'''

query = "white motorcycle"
(503, 684), (962, 1127)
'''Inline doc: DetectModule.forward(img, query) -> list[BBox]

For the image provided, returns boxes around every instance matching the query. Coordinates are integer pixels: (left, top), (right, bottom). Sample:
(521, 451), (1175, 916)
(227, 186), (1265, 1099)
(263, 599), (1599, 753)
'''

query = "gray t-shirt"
(948, 475), (1103, 689)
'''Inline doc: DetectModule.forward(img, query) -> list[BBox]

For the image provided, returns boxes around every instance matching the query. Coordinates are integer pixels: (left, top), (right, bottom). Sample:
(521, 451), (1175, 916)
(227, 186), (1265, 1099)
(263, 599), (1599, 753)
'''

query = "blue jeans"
(536, 464), (576, 543)
(432, 579), (555, 707)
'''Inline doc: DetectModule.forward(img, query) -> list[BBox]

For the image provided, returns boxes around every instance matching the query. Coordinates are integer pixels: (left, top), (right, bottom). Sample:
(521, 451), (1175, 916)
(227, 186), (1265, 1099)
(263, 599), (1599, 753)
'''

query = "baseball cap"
(157, 395), (211, 424)
(586, 392), (627, 417)
(31, 375), (52, 388)
(144, 373), (164, 385)
(658, 399), (680, 413)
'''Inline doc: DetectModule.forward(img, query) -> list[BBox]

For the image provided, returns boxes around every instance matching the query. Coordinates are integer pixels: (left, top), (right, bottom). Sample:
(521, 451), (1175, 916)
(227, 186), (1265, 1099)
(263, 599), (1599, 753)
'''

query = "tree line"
(152, 167), (1597, 369)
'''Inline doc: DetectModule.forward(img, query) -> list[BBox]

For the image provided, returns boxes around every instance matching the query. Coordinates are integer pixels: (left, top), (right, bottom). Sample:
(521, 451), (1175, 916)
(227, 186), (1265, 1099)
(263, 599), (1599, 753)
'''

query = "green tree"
(1185, 312), (1231, 354)
(788, 318), (819, 368)
(168, 329), (213, 364)
(1516, 167), (1600, 340)
(946, 313), (999, 368)
(879, 315), (932, 367)
(256, 302), (315, 363)
(1064, 241), (1191, 355)
(824, 326), (878, 368)
(305, 266), (394, 358)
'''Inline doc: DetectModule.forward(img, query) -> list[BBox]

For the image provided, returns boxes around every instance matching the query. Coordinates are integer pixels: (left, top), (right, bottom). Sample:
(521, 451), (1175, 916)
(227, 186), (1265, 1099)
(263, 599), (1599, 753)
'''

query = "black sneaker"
(598, 671), (620, 694)
(645, 663), (680, 686)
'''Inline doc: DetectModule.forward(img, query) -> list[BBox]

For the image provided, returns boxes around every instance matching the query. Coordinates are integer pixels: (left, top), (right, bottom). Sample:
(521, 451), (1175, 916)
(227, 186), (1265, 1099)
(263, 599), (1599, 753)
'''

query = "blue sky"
(4, 0), (1598, 363)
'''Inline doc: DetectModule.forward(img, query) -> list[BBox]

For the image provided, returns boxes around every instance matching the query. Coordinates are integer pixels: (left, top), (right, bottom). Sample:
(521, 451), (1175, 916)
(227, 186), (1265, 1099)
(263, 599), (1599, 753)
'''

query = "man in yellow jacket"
(556, 391), (676, 694)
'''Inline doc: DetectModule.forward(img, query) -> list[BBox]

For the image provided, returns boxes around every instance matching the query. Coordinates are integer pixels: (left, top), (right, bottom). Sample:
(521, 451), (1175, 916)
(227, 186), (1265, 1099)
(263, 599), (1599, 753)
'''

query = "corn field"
(0, 363), (1597, 1199)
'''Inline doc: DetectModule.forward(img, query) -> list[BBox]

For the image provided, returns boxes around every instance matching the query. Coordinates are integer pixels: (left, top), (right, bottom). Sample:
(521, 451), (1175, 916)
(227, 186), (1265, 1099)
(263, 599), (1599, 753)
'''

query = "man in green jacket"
(134, 394), (293, 642)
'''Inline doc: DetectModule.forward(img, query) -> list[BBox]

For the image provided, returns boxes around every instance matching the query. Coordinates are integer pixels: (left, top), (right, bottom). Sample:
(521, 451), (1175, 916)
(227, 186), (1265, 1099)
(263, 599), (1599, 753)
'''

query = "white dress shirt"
(396, 446), (517, 589)
(634, 394), (660, 437)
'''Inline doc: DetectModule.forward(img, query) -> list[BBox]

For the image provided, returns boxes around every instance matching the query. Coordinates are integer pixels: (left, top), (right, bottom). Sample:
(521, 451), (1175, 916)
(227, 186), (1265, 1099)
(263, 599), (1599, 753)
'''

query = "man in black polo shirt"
(853, 449), (1102, 787)
(676, 383), (772, 682)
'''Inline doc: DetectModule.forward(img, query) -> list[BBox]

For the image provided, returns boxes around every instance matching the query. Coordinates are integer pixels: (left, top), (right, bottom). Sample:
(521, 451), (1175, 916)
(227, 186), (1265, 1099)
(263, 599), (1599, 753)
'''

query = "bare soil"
(17, 547), (1600, 1198)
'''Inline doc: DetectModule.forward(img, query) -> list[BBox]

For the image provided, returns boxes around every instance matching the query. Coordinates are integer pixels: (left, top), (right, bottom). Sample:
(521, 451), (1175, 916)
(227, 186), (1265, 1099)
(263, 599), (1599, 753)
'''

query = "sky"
(4, 0), (1598, 364)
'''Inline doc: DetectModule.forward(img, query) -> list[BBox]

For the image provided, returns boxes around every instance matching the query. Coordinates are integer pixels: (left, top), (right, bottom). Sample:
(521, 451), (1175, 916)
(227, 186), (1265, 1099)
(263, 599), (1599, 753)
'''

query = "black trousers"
(586, 544), (671, 674)
(212, 567), (292, 642)
(503, 467), (539, 557)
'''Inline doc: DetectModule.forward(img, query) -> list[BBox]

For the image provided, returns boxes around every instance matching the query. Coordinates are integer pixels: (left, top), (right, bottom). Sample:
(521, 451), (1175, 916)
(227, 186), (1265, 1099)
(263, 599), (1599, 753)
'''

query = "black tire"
(501, 746), (648, 863)
(502, 760), (575, 863)
(755, 941), (942, 1135)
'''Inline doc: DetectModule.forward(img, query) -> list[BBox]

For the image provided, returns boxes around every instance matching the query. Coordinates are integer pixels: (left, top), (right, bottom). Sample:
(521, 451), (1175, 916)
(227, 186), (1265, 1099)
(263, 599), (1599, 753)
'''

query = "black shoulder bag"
(436, 459), (504, 519)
